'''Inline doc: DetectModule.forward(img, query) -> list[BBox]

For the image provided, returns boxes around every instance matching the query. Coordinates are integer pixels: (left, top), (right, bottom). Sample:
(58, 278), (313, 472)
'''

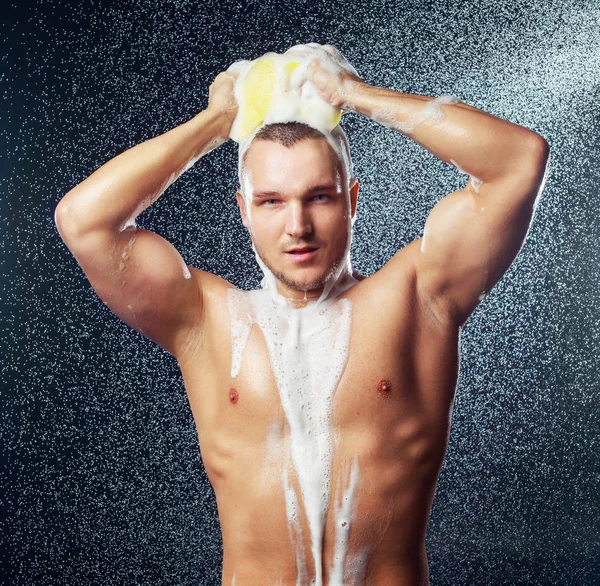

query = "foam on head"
(228, 44), (360, 306)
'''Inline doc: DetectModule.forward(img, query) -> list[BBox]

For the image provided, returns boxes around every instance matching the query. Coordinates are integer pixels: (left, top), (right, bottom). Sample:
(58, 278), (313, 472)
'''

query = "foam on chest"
(228, 287), (368, 585)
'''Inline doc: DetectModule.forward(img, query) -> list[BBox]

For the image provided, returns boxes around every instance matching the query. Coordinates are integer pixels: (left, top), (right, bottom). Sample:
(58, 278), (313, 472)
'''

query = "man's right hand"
(207, 62), (245, 136)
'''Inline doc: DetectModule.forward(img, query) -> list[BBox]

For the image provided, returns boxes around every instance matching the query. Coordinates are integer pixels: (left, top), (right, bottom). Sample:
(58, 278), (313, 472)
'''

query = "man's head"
(235, 122), (359, 301)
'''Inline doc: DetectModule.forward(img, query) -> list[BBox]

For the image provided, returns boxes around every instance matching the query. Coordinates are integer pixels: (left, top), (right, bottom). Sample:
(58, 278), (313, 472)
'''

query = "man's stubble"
(250, 228), (349, 294)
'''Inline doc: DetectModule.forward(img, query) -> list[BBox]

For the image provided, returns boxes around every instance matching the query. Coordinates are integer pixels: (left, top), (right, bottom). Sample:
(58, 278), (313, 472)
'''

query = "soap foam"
(328, 454), (360, 585)
(450, 158), (484, 194)
(283, 465), (309, 585)
(226, 44), (371, 583)
(260, 420), (285, 488)
(228, 43), (359, 144)
(182, 136), (225, 174)
(470, 176), (483, 194)
(228, 279), (361, 584)
(372, 94), (462, 134)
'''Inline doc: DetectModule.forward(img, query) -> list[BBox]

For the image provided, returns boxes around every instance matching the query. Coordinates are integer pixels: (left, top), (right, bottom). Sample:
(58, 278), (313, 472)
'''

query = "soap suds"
(228, 282), (357, 584)
(181, 136), (225, 173)
(118, 228), (137, 272)
(260, 420), (284, 488)
(470, 175), (484, 194)
(126, 303), (147, 335)
(328, 454), (361, 585)
(450, 158), (484, 194)
(283, 465), (309, 586)
(372, 95), (462, 135)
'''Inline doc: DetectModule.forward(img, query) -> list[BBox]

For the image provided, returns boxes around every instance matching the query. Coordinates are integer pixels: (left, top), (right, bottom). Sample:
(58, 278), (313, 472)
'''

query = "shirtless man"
(54, 47), (550, 585)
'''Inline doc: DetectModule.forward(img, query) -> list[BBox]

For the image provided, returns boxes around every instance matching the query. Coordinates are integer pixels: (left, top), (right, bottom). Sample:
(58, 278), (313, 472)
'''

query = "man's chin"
(253, 244), (340, 293)
(279, 264), (339, 293)
(279, 275), (324, 294)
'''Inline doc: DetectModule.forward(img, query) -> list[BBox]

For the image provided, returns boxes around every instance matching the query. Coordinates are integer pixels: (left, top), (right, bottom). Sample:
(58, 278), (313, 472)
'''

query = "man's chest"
(218, 317), (409, 420)
(180, 287), (456, 439)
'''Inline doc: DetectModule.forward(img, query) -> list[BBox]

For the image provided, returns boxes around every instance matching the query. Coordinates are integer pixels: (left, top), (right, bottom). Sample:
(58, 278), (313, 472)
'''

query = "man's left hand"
(285, 43), (364, 111)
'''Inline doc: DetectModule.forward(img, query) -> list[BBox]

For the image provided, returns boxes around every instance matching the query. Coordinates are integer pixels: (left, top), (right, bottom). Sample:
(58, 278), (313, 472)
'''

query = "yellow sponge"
(229, 52), (343, 143)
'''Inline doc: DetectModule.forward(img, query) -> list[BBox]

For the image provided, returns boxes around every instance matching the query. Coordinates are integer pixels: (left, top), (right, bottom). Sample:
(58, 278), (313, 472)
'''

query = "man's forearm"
(55, 107), (230, 236)
(342, 81), (546, 183)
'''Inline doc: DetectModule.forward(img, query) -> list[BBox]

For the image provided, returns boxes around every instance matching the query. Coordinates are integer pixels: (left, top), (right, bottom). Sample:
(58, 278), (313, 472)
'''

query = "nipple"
(377, 379), (392, 396)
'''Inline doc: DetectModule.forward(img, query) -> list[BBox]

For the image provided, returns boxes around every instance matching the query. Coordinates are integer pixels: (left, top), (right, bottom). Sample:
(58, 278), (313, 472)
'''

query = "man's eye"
(263, 195), (327, 205)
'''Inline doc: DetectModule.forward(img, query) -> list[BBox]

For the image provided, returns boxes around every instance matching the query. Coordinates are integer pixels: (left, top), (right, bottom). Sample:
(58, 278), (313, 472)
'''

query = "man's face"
(236, 138), (358, 296)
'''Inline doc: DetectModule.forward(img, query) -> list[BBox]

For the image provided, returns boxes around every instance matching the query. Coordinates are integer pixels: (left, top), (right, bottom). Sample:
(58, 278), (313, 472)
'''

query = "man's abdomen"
(204, 406), (448, 586)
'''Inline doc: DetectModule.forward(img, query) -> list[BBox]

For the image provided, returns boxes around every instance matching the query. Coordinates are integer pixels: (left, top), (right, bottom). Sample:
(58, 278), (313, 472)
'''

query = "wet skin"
(176, 242), (458, 586)
(56, 131), (545, 584)
(53, 63), (548, 584)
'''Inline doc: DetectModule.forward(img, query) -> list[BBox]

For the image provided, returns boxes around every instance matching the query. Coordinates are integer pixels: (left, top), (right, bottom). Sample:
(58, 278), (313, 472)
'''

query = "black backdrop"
(1, 0), (599, 584)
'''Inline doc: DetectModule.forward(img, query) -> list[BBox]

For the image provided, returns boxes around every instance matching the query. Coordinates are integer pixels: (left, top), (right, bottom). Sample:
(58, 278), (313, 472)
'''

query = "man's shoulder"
(348, 238), (454, 329)
(188, 265), (236, 298)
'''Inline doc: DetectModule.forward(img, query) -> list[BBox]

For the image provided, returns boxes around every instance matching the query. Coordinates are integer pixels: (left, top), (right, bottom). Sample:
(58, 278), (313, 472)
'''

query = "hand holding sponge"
(226, 43), (360, 143)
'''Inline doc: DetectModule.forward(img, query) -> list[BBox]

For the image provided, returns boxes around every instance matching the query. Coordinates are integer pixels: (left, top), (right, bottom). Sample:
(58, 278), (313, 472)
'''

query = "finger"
(323, 44), (339, 57)
(307, 59), (320, 73)
(303, 59), (323, 87)
(226, 59), (250, 76)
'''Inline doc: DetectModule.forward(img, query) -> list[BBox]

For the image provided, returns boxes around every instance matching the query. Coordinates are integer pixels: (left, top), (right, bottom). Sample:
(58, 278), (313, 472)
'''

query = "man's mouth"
(285, 246), (319, 261)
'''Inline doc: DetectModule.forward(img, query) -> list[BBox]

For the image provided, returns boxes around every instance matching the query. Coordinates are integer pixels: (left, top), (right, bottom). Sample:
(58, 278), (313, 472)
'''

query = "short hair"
(252, 121), (326, 147)
(240, 121), (331, 172)
(238, 121), (354, 189)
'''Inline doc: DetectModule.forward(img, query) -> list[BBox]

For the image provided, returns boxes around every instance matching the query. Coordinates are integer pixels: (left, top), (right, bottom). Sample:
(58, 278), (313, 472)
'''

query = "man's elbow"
(54, 200), (74, 238)
(532, 132), (550, 163)
(54, 200), (66, 228)
(517, 133), (550, 198)
(525, 133), (551, 174)
(54, 199), (85, 242)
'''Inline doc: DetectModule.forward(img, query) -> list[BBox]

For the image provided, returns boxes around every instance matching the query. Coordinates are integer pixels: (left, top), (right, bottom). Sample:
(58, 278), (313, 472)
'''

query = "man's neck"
(276, 284), (323, 309)
(274, 269), (365, 309)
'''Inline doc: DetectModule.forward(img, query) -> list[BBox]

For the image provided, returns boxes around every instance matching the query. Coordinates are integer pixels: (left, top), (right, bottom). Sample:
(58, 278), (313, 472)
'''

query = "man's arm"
(54, 69), (239, 357)
(307, 55), (550, 326)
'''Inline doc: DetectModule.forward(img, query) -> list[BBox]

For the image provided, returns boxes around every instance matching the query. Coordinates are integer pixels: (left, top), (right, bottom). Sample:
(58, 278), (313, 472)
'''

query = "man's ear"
(349, 178), (359, 219)
(236, 189), (251, 229)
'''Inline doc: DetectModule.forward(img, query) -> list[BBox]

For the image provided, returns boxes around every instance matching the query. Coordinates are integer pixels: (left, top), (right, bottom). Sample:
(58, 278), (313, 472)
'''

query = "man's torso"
(175, 240), (460, 586)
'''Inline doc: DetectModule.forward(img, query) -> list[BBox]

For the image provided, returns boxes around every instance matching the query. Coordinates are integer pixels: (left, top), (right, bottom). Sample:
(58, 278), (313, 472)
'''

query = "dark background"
(1, 0), (598, 584)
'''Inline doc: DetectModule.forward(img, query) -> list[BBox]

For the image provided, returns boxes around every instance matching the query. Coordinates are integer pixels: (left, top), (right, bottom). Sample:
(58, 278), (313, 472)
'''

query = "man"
(54, 45), (550, 585)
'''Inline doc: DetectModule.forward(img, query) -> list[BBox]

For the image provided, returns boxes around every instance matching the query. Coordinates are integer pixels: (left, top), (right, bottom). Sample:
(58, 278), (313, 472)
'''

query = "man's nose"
(285, 202), (313, 237)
